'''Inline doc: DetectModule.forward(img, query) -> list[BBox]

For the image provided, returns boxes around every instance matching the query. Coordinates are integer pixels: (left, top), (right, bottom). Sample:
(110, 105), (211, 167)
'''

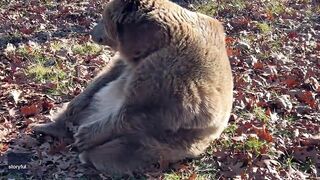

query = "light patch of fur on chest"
(88, 75), (126, 122)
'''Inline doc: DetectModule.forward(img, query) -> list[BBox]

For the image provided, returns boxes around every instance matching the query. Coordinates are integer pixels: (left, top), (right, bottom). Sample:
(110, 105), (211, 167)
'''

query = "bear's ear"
(116, 20), (165, 61)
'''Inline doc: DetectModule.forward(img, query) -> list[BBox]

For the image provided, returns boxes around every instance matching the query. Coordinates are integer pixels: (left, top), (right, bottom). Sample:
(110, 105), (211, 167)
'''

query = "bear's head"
(90, 0), (169, 62)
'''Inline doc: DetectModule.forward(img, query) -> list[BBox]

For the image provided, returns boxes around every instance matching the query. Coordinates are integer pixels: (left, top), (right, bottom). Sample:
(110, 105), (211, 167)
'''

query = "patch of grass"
(219, 138), (234, 149)
(195, 0), (247, 16)
(72, 42), (101, 55)
(253, 106), (269, 123)
(224, 123), (238, 136)
(267, 0), (285, 15)
(282, 156), (316, 174)
(195, 172), (216, 180)
(285, 115), (298, 123)
(17, 44), (72, 94)
(193, 158), (219, 179)
(230, 0), (246, 11)
(244, 34), (257, 44)
(26, 59), (70, 95)
(41, 0), (57, 9)
(244, 137), (267, 154)
(163, 172), (181, 180)
(20, 45), (64, 83)
(195, 1), (218, 16)
(163, 161), (217, 180)
(17, 44), (48, 63)
(283, 156), (296, 169)
(27, 64), (66, 82)
(270, 40), (282, 52)
(50, 41), (64, 52)
(214, 136), (268, 156)
(17, 45), (34, 57)
(27, 64), (53, 81)
(275, 129), (294, 139)
(28, 66), (71, 95)
(256, 22), (272, 34)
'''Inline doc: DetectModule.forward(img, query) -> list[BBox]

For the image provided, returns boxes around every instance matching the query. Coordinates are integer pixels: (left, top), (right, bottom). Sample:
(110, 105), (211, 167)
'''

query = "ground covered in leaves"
(0, 0), (319, 179)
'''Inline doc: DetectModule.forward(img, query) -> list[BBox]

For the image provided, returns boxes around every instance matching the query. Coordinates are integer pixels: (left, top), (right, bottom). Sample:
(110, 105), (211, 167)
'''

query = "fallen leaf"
(253, 62), (264, 70)
(284, 78), (300, 88)
(20, 103), (42, 117)
(19, 27), (35, 35)
(227, 48), (240, 57)
(188, 173), (197, 180)
(252, 125), (273, 142)
(296, 91), (317, 108)
(287, 31), (299, 39)
(225, 36), (236, 46)
(316, 42), (320, 51)
(266, 11), (274, 20)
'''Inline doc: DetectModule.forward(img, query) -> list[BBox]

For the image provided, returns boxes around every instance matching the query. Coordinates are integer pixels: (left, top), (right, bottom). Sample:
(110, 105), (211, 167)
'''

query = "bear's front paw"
(74, 124), (95, 152)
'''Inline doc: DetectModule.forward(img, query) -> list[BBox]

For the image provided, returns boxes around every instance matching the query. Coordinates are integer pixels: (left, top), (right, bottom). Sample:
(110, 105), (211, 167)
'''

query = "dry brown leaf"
(19, 27), (35, 35)
(287, 31), (299, 39)
(253, 62), (264, 70)
(253, 125), (273, 142)
(296, 91), (317, 109)
(225, 36), (236, 46)
(284, 78), (300, 88)
(20, 103), (42, 117)
(188, 173), (197, 180)
(227, 48), (240, 57)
